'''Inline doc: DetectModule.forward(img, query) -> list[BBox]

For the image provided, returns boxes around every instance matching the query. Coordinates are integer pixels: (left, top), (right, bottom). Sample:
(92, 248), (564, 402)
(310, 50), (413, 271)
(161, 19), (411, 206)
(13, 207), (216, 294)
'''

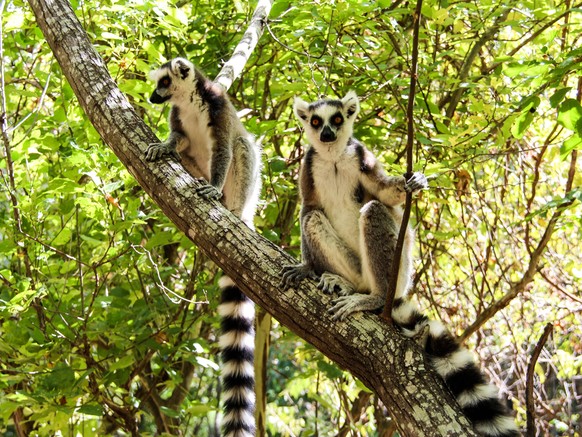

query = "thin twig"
(382, 0), (423, 322)
(526, 322), (553, 437)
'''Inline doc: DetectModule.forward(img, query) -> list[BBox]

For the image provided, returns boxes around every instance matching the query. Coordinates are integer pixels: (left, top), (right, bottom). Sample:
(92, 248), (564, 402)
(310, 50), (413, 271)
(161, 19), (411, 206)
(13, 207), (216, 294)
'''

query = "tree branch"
(526, 323), (553, 437)
(28, 0), (478, 434)
(382, 0), (423, 322)
(214, 0), (272, 90)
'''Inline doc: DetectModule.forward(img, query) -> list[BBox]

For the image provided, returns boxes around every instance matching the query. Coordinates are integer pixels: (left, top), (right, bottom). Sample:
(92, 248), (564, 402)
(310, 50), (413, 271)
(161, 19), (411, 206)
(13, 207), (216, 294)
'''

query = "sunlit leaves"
(557, 98), (582, 134)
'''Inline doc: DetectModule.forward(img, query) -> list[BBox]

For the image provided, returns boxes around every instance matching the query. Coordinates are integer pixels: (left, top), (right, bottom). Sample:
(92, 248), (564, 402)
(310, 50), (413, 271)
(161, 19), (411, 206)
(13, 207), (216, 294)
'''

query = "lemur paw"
(196, 184), (223, 200)
(145, 143), (180, 161)
(328, 296), (360, 321)
(280, 264), (317, 289)
(404, 172), (428, 193)
(318, 273), (355, 296)
(329, 294), (385, 321)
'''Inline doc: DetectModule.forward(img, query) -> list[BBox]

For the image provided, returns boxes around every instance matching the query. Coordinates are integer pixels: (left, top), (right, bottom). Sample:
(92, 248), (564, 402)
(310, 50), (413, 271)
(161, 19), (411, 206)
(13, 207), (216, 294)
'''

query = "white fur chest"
(175, 95), (214, 179)
(311, 147), (362, 253)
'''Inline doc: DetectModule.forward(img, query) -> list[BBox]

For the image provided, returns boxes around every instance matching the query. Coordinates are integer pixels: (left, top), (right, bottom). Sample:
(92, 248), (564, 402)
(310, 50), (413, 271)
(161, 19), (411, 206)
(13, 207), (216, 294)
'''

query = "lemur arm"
(145, 107), (185, 161)
(280, 153), (321, 287)
(358, 146), (427, 206)
(195, 127), (234, 200)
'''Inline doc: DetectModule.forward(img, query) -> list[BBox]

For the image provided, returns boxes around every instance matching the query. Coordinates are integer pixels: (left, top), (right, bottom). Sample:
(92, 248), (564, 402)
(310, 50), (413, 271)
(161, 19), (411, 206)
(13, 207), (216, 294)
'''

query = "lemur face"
(149, 58), (193, 104)
(294, 91), (360, 149)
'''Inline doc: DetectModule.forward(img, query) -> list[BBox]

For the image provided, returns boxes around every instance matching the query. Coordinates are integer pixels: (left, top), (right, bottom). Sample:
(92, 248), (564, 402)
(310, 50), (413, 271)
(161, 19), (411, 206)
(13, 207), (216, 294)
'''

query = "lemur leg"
(223, 137), (261, 229)
(281, 210), (361, 292)
(329, 201), (401, 321)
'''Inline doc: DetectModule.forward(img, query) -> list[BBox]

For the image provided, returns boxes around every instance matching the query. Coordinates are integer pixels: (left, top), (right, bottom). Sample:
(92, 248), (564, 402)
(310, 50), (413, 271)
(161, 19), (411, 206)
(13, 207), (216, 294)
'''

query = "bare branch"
(526, 323), (553, 437)
(214, 0), (272, 90)
(382, 0), (423, 322)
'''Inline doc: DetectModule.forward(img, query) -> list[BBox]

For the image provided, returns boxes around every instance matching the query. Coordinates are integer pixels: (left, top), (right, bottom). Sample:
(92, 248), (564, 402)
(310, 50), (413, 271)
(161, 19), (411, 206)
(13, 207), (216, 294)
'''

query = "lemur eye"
(333, 115), (343, 125)
(311, 118), (320, 127)
(161, 77), (171, 88)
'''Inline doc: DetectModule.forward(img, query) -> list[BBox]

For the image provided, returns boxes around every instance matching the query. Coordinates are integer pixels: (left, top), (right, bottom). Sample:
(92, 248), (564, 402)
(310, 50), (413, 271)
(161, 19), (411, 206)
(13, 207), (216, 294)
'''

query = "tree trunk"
(27, 0), (477, 435)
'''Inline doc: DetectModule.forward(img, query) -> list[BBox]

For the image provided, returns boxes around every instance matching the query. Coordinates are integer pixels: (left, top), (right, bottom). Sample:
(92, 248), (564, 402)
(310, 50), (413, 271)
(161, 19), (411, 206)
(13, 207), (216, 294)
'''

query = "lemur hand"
(280, 264), (318, 288)
(145, 142), (180, 161)
(196, 183), (223, 200)
(404, 172), (428, 194)
(318, 272), (355, 296)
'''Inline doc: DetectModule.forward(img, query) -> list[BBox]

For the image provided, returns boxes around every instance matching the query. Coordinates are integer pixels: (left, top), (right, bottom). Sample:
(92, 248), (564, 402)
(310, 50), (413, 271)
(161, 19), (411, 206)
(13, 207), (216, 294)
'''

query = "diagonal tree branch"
(27, 0), (478, 435)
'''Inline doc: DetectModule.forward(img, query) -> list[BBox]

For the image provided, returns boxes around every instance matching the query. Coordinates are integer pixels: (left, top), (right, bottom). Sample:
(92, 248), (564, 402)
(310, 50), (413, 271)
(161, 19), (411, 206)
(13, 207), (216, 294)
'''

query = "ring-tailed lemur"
(146, 58), (261, 437)
(281, 91), (519, 437)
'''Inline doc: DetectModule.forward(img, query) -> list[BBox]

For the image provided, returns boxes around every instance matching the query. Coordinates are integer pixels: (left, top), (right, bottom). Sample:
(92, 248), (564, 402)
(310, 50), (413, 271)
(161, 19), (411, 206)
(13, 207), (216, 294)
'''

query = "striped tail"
(392, 298), (520, 437)
(217, 276), (256, 437)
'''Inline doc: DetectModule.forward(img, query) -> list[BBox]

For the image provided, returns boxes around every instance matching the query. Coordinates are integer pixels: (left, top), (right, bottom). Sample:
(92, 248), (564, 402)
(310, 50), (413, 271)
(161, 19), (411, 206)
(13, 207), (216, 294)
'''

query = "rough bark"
(28, 0), (477, 435)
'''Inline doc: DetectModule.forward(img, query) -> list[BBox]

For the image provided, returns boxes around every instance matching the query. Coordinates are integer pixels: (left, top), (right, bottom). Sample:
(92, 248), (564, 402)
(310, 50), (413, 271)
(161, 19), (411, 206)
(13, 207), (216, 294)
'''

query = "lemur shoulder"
(281, 91), (519, 437)
(146, 58), (261, 437)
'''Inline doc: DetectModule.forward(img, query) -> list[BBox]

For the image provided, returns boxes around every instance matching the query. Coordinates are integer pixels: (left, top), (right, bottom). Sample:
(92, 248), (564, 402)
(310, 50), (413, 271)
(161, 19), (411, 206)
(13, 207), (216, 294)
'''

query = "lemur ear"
(342, 91), (360, 119)
(294, 97), (310, 123)
(172, 58), (191, 80)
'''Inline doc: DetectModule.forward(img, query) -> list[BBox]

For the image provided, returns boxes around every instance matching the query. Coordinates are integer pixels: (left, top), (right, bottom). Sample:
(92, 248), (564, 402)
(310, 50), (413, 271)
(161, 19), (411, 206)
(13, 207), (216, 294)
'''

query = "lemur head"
(294, 91), (360, 149)
(149, 57), (195, 105)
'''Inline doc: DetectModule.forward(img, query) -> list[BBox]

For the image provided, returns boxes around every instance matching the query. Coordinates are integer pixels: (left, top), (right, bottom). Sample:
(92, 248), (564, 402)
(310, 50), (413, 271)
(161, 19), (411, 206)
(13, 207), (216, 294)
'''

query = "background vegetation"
(1, 0), (581, 435)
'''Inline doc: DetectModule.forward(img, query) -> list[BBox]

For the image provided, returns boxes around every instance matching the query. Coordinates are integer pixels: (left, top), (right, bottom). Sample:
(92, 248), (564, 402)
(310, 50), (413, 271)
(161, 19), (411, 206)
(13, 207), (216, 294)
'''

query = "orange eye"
(334, 116), (343, 124)
(311, 118), (320, 127)
(161, 78), (170, 87)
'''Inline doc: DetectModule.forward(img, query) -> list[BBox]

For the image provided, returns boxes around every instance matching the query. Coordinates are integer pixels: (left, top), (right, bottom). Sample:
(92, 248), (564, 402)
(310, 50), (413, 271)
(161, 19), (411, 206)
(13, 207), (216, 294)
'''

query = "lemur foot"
(196, 184), (222, 200)
(280, 264), (317, 288)
(145, 142), (180, 161)
(404, 172), (428, 193)
(328, 294), (385, 321)
(318, 272), (355, 296)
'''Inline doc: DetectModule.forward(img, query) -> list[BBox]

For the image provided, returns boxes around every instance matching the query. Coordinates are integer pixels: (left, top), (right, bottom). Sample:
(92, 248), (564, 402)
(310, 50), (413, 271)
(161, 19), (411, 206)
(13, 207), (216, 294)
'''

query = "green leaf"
(109, 354), (135, 371)
(186, 402), (214, 416)
(52, 228), (72, 246)
(271, 0), (291, 17)
(550, 87), (571, 108)
(511, 111), (534, 139)
(557, 99), (582, 131)
(160, 406), (181, 418)
(78, 403), (104, 416)
(560, 134), (582, 159)
(317, 360), (343, 379)
(269, 156), (287, 173)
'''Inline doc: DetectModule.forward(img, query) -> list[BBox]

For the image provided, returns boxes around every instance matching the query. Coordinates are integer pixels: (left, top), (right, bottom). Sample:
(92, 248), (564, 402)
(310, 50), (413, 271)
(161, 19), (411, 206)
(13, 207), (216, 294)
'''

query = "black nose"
(320, 126), (336, 142)
(149, 90), (171, 104)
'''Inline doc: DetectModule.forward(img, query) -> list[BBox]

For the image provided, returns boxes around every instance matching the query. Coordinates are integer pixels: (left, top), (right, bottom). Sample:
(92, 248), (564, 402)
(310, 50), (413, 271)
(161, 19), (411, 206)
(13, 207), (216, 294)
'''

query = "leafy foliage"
(1, 0), (581, 436)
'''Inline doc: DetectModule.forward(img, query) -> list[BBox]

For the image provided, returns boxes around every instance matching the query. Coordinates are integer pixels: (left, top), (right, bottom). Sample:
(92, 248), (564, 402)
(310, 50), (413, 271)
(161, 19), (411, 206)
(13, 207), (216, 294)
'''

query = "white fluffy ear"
(171, 57), (192, 80)
(293, 97), (310, 123)
(342, 91), (360, 119)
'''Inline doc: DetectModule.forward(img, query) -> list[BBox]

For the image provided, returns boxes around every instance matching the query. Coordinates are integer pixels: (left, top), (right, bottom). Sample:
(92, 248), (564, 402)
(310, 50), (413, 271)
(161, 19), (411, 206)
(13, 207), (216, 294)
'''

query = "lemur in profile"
(147, 58), (261, 437)
(281, 91), (519, 437)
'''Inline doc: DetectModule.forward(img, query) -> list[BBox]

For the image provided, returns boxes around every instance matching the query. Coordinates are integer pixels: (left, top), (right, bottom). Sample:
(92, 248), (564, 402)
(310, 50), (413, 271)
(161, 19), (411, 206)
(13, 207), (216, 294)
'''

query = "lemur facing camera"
(146, 58), (261, 437)
(281, 91), (519, 437)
